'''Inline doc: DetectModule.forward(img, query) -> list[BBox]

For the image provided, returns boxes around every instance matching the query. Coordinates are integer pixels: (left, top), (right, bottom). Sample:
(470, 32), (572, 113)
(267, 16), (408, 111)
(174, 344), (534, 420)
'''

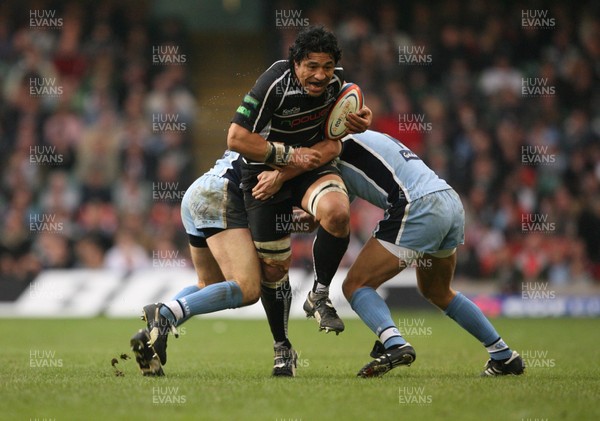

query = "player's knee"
(318, 202), (349, 236)
(234, 275), (261, 305)
(254, 238), (291, 284)
(260, 258), (290, 284)
(245, 293), (260, 305)
(309, 180), (349, 235)
(241, 283), (261, 305)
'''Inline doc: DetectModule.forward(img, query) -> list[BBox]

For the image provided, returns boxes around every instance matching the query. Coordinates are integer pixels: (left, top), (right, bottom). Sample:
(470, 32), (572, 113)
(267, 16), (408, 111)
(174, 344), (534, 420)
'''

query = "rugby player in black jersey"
(227, 26), (372, 376)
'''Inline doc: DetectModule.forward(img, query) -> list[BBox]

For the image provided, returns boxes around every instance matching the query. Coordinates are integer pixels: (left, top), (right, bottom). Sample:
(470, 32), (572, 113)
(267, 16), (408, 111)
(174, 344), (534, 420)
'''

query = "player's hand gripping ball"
(324, 83), (364, 140)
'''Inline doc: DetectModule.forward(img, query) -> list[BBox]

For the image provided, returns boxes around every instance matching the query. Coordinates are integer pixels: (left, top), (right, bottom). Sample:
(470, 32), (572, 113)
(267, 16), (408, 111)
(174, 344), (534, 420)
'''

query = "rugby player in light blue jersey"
(252, 130), (525, 377)
(131, 150), (262, 376)
(131, 149), (318, 376)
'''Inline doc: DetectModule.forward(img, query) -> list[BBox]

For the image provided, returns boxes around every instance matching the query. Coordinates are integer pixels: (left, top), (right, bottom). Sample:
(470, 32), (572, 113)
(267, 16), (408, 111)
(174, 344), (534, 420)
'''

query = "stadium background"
(0, 0), (599, 317)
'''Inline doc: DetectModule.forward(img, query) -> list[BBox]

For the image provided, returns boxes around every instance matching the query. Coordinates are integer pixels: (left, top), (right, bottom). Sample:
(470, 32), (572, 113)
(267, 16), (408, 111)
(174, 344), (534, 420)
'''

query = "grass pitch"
(1, 313), (599, 421)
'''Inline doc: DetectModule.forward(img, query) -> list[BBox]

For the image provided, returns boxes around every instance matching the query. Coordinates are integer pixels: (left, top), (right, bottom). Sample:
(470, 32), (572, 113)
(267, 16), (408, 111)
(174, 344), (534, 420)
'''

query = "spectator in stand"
(104, 228), (150, 272)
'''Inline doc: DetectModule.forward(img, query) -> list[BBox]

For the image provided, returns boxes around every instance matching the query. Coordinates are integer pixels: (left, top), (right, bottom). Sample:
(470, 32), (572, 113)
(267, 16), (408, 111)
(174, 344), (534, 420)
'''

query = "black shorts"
(187, 228), (224, 248)
(241, 162), (340, 242)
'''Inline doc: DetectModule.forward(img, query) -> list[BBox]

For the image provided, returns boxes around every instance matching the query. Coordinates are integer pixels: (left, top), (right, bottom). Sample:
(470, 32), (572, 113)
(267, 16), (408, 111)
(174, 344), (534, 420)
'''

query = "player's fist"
(288, 147), (322, 170)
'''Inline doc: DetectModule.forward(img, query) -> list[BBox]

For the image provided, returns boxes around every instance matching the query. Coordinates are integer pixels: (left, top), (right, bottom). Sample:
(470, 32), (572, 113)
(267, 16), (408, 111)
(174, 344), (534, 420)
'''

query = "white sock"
(164, 300), (184, 320)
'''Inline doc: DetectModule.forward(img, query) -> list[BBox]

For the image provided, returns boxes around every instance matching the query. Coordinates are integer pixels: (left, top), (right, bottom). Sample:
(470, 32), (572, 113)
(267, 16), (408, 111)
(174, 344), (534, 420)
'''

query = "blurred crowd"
(0, 1), (195, 297)
(1, 0), (599, 300)
(278, 0), (600, 290)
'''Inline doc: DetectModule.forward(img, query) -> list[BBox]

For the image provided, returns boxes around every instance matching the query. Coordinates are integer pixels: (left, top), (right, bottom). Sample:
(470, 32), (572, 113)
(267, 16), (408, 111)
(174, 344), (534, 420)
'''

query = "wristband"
(277, 144), (294, 165)
(264, 142), (276, 164)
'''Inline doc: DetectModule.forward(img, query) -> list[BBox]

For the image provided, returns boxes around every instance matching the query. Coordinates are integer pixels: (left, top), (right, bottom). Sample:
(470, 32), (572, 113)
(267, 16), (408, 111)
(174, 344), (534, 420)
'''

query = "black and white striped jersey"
(232, 60), (344, 159)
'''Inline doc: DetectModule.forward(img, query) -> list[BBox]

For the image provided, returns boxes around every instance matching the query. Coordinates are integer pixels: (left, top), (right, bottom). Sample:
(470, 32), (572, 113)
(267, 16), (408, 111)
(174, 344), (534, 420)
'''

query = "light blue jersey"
(339, 130), (463, 253)
(204, 150), (242, 183)
(338, 130), (451, 208)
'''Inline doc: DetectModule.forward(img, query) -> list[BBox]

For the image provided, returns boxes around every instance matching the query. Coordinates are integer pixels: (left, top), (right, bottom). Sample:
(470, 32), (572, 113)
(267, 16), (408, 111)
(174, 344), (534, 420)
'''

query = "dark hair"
(288, 25), (342, 66)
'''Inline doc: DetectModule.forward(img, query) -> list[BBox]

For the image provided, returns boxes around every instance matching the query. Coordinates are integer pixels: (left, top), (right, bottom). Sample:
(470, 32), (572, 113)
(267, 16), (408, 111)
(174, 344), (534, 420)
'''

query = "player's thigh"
(206, 228), (261, 285)
(181, 172), (250, 285)
(244, 193), (293, 282)
(343, 237), (402, 299)
(188, 244), (225, 287)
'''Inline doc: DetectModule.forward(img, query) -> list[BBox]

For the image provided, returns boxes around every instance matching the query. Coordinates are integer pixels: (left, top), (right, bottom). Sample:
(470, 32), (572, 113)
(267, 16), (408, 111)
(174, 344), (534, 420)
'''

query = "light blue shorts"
(374, 188), (465, 255)
(180, 174), (247, 238)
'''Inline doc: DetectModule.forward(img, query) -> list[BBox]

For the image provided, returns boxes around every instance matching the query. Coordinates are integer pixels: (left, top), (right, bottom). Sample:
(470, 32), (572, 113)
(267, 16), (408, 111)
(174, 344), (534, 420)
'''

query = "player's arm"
(227, 64), (321, 170)
(252, 139), (342, 200)
(227, 123), (321, 170)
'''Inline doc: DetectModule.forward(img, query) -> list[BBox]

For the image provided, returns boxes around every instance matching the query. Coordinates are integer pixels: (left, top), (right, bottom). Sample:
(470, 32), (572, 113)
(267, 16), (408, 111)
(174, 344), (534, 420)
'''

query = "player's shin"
(260, 275), (292, 348)
(350, 287), (407, 349)
(261, 275), (298, 376)
(444, 292), (513, 360)
(159, 285), (201, 326)
(161, 281), (243, 325)
(311, 225), (349, 294)
(302, 226), (348, 333)
(351, 287), (416, 378)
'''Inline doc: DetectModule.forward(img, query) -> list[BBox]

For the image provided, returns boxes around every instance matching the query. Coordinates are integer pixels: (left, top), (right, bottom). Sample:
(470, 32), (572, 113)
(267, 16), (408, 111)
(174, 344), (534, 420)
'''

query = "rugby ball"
(324, 83), (364, 140)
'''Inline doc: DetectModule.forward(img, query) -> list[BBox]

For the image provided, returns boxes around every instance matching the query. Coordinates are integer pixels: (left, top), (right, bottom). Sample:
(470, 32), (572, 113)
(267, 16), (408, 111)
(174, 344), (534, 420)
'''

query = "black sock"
(312, 226), (350, 293)
(260, 278), (292, 348)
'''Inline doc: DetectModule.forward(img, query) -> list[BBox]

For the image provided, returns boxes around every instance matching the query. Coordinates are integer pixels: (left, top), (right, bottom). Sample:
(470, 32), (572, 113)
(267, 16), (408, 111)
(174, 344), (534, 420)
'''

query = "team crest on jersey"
(400, 149), (420, 161)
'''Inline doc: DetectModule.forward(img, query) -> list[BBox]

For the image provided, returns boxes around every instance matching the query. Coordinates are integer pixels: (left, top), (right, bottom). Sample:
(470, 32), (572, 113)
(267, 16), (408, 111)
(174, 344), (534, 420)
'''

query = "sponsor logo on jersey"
(280, 107), (329, 128)
(400, 149), (420, 161)
(281, 107), (301, 116)
(243, 94), (260, 108)
(236, 106), (251, 118)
